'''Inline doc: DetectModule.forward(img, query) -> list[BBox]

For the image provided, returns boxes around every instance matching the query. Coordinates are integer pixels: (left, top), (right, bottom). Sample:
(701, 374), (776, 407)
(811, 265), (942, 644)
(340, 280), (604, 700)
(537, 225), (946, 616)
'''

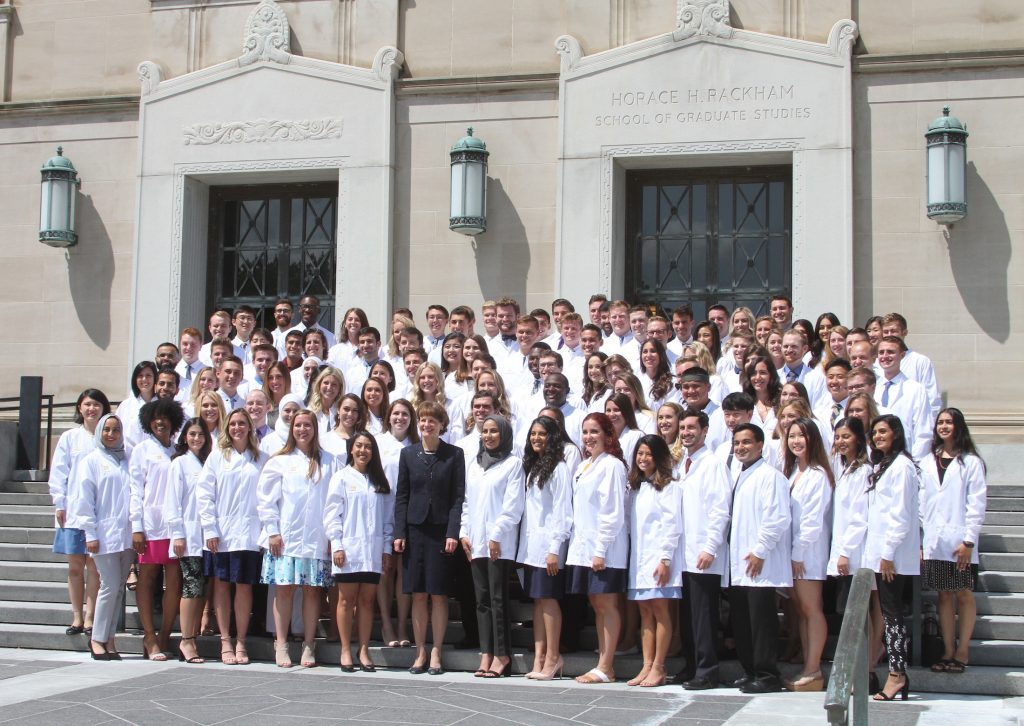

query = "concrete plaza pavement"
(0, 648), (1021, 726)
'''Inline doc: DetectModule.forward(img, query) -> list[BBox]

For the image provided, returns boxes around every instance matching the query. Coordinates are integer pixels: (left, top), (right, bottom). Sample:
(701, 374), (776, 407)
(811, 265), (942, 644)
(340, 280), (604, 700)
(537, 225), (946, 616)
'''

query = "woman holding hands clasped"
(626, 435), (682, 688)
(74, 415), (132, 660)
(324, 431), (395, 672)
(461, 415), (525, 678)
(566, 412), (629, 684)
(782, 418), (834, 692)
(518, 416), (573, 680)
(257, 409), (335, 669)
(921, 408), (987, 674)
(393, 401), (465, 675)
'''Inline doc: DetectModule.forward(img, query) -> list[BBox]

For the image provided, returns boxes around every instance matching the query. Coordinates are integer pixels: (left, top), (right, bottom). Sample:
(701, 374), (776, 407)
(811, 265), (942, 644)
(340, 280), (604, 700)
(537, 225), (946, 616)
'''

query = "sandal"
(220, 637), (237, 665)
(234, 640), (250, 665)
(177, 636), (205, 664)
(143, 635), (168, 662)
(576, 667), (613, 684)
(126, 565), (138, 591)
(946, 659), (967, 674)
(275, 641), (292, 668)
(931, 659), (951, 673)
(300, 641), (317, 668)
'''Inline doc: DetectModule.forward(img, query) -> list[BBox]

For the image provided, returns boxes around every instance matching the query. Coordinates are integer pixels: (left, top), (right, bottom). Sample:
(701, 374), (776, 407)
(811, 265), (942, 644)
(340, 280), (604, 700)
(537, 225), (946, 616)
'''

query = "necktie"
(685, 457), (692, 474)
(882, 380), (893, 407)
(532, 378), (542, 394)
(185, 365), (192, 381)
(786, 366), (798, 383)
(831, 401), (842, 426)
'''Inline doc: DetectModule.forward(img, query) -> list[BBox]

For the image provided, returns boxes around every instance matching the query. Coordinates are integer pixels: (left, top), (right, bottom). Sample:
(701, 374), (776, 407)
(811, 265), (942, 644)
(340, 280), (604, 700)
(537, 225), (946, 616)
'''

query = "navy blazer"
(394, 441), (466, 541)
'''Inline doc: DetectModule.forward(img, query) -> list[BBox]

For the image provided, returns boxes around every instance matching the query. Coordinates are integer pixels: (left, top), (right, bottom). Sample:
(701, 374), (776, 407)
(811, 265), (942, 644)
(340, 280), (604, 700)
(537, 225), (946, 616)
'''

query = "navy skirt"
(402, 522), (454, 597)
(53, 527), (86, 556)
(334, 572), (382, 585)
(519, 564), (566, 600)
(566, 565), (628, 595)
(203, 549), (262, 585)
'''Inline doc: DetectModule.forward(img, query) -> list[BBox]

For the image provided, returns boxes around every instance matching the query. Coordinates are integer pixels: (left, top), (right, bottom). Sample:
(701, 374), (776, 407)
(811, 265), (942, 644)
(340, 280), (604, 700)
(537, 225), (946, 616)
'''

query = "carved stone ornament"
(183, 118), (342, 145)
(239, 0), (291, 66)
(137, 61), (163, 95)
(673, 0), (733, 41)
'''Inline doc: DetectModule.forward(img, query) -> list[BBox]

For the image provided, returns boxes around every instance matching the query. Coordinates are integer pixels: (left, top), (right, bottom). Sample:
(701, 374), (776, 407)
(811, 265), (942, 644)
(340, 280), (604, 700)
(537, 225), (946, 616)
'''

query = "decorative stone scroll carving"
(673, 0), (733, 41)
(138, 61), (163, 95)
(554, 35), (583, 74)
(183, 118), (342, 145)
(372, 46), (404, 82)
(239, 0), (291, 66)
(827, 19), (859, 56)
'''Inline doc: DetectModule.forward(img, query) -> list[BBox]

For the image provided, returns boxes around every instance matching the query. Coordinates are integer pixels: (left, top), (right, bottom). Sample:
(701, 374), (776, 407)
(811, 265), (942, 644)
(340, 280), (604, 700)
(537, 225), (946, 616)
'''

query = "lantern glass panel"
(47, 178), (71, 231)
(947, 144), (965, 203)
(927, 145), (946, 206)
(40, 180), (53, 230)
(451, 162), (466, 217)
(465, 163), (485, 218)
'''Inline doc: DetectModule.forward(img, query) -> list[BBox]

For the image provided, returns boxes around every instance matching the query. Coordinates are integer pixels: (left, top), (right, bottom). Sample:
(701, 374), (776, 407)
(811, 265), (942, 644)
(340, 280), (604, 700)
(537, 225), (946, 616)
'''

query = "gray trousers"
(92, 549), (134, 643)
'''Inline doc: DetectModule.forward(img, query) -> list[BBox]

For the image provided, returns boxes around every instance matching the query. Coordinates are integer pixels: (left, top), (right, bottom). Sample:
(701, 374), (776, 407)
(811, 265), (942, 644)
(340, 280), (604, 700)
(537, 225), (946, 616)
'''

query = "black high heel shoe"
(873, 673), (909, 701)
(868, 671), (880, 695)
(482, 660), (511, 678)
(89, 641), (110, 661)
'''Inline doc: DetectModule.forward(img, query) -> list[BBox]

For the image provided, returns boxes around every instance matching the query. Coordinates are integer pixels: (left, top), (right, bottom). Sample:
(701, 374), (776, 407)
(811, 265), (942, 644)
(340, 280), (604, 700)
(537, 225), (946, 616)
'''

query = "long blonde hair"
(195, 390), (226, 436)
(274, 410), (324, 481)
(409, 361), (447, 409)
(307, 367), (346, 419)
(188, 367), (218, 410)
(218, 408), (261, 459)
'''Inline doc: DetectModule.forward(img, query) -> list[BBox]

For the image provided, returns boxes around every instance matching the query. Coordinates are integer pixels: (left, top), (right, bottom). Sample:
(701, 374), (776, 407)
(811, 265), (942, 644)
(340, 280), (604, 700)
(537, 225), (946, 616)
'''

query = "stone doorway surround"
(554, 0), (857, 321)
(128, 0), (402, 365)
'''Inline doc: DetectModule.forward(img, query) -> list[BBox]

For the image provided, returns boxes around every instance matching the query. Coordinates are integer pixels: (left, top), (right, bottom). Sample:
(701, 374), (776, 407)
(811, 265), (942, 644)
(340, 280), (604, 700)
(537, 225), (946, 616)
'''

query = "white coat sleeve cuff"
(265, 523), (281, 537)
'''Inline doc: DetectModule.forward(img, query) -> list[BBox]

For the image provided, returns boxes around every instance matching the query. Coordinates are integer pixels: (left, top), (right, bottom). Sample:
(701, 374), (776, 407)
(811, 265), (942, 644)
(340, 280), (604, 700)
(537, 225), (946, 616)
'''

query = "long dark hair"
(931, 407), (984, 470)
(130, 361), (158, 397)
(583, 352), (609, 404)
(812, 312), (840, 362)
(604, 392), (638, 432)
(831, 416), (868, 472)
(693, 321), (722, 363)
(782, 417), (836, 487)
(346, 431), (390, 494)
(741, 355), (781, 406)
(173, 417), (212, 464)
(74, 389), (111, 424)
(868, 414), (915, 489)
(627, 434), (676, 491)
(582, 412), (623, 463)
(640, 339), (673, 402)
(522, 416), (564, 490)
(439, 332), (466, 375)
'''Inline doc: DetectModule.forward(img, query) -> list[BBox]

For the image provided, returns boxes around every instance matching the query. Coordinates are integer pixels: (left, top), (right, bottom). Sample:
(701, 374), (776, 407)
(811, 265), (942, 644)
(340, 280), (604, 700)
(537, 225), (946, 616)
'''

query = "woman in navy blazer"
(394, 401), (466, 675)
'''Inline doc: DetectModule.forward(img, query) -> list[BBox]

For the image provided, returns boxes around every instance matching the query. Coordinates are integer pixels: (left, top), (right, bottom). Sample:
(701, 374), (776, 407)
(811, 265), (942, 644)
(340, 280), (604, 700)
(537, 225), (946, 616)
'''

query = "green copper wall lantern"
(449, 127), (489, 236)
(39, 146), (81, 247)
(925, 106), (968, 225)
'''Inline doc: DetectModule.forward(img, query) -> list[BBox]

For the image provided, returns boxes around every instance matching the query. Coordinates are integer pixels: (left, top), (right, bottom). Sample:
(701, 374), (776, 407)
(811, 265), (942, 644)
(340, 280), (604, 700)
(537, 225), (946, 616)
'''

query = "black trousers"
(876, 573), (909, 674)
(453, 548), (479, 642)
(729, 585), (779, 679)
(471, 557), (513, 657)
(681, 572), (722, 680)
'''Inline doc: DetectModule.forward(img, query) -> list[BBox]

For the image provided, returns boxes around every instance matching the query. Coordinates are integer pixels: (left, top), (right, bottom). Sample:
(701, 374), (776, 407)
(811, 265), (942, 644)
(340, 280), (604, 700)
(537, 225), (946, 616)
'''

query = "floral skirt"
(260, 552), (332, 587)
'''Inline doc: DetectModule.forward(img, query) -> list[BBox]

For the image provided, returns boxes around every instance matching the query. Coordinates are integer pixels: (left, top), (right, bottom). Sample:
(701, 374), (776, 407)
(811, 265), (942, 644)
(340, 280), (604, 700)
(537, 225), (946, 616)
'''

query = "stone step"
(0, 560), (68, 582)
(979, 532), (1024, 553)
(924, 591), (1024, 617)
(987, 497), (1024, 512)
(979, 551), (1024, 571)
(987, 484), (1024, 498)
(0, 507), (53, 529)
(967, 639), (1024, 668)
(0, 526), (54, 545)
(0, 542), (65, 564)
(982, 512), (1021, 526)
(970, 615), (1024, 641)
(0, 625), (1020, 695)
(0, 492), (53, 506)
(0, 579), (71, 604)
(0, 480), (49, 494)
(977, 570), (1024, 593)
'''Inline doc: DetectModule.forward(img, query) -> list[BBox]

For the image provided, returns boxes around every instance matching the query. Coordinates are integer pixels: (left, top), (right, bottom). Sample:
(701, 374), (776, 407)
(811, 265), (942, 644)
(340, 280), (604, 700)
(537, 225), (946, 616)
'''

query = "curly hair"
(139, 398), (185, 436)
(522, 416), (565, 490)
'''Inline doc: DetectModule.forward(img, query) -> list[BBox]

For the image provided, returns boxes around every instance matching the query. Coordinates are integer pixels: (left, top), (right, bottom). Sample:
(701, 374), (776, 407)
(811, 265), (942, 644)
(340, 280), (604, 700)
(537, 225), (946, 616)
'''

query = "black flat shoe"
(409, 664), (427, 675)
(339, 664), (357, 673)
(682, 676), (716, 691)
(428, 666), (445, 676)
(740, 676), (784, 694)
(106, 651), (122, 661)
(729, 675), (753, 689)
(65, 625), (85, 635)
(89, 642), (110, 661)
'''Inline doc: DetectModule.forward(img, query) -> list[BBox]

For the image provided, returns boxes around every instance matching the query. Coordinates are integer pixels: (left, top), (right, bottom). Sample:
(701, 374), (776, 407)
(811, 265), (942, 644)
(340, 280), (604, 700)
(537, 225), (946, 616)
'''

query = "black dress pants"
(681, 571), (722, 681)
(471, 557), (513, 657)
(729, 585), (780, 679)
(876, 573), (909, 674)
(453, 548), (480, 643)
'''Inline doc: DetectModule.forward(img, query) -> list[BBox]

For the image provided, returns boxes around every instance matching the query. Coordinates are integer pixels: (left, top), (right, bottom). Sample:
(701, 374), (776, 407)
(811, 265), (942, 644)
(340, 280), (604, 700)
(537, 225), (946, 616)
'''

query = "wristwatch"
(962, 541), (975, 549)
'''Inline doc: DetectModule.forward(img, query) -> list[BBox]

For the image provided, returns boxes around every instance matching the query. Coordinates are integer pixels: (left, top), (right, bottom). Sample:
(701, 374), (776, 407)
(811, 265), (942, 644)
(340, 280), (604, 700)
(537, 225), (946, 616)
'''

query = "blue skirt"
(566, 565), (628, 595)
(260, 552), (332, 587)
(203, 549), (262, 584)
(518, 564), (566, 600)
(628, 586), (682, 601)
(53, 527), (86, 555)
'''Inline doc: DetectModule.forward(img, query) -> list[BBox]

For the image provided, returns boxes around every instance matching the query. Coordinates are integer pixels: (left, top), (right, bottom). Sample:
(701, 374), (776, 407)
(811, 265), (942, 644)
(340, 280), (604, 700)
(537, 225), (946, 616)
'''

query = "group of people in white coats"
(46, 292), (986, 700)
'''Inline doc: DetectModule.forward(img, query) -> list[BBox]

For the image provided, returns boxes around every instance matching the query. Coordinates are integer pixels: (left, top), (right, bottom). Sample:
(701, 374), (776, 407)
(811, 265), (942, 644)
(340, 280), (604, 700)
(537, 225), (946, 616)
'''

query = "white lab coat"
(860, 455), (921, 575)
(73, 449), (133, 555)
(728, 458), (793, 588)
(628, 479), (683, 590)
(460, 456), (526, 560)
(788, 465), (833, 580)
(566, 452), (629, 569)
(919, 453), (986, 564)
(516, 461), (573, 568)
(165, 452), (206, 558)
(619, 428), (643, 468)
(901, 349), (941, 419)
(196, 447), (266, 552)
(48, 426), (95, 527)
(827, 461), (871, 576)
(128, 437), (176, 539)
(256, 449), (335, 560)
(778, 364), (830, 411)
(874, 373), (933, 460)
(323, 466), (396, 574)
(376, 431), (409, 491)
(678, 445), (731, 580)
